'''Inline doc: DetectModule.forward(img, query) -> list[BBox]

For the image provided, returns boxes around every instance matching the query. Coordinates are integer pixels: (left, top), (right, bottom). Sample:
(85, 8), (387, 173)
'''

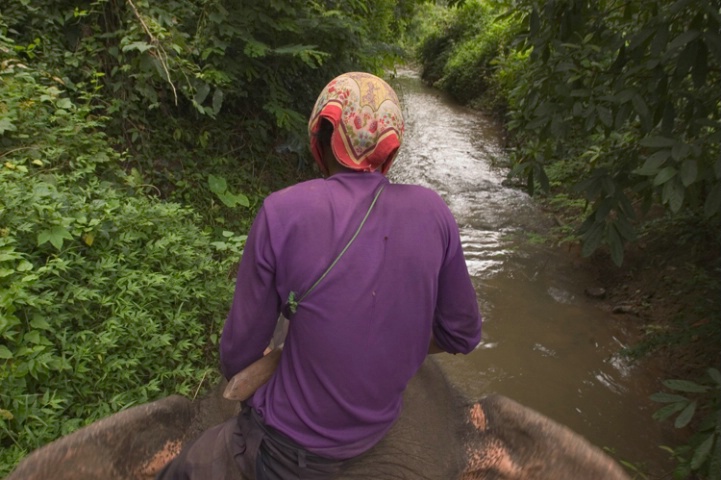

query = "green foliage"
(652, 368), (721, 479)
(208, 174), (250, 209)
(2, 0), (414, 208)
(501, 0), (721, 266)
(0, 26), (237, 476)
(602, 447), (650, 480)
(415, 0), (721, 266)
(0, 172), (235, 472)
(1, 1), (421, 475)
(416, 0), (519, 111)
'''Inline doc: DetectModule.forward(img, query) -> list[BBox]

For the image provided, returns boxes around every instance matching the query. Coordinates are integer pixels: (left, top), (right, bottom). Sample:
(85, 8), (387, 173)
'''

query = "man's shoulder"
(389, 183), (451, 211)
(264, 178), (327, 208)
(390, 182), (442, 198)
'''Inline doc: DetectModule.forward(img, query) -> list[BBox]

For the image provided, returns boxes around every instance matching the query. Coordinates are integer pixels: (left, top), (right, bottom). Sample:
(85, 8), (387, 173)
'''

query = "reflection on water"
(389, 69), (674, 476)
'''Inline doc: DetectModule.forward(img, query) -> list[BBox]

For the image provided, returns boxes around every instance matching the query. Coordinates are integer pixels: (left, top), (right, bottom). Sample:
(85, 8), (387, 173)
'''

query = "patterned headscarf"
(308, 72), (404, 175)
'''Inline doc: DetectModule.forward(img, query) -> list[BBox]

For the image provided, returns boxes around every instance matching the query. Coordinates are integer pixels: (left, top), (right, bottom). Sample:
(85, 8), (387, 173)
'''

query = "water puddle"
(389, 69), (675, 476)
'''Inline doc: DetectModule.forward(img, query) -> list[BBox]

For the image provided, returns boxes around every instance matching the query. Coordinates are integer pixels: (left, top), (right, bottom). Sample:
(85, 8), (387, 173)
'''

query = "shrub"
(415, 0), (519, 111)
(0, 33), (234, 475)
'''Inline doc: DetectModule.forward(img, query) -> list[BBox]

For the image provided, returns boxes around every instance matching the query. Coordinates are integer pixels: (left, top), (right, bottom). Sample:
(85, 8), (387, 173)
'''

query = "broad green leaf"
(25, 330), (42, 344)
(0, 118), (17, 134)
(243, 40), (270, 58)
(614, 216), (637, 241)
(217, 191), (249, 208)
(680, 160), (697, 186)
(708, 368), (721, 386)
(17, 260), (33, 272)
(212, 89), (224, 114)
(207, 174), (228, 195)
(640, 136), (675, 148)
(674, 400), (697, 428)
(122, 41), (153, 53)
(0, 250), (21, 262)
(615, 104), (631, 128)
(649, 392), (690, 403)
(663, 179), (684, 212)
(194, 82), (210, 105)
(30, 316), (52, 331)
(667, 30), (700, 51)
(663, 379), (709, 393)
(653, 401), (687, 421)
(581, 221), (604, 257)
(37, 226), (73, 250)
(210, 241), (228, 250)
(607, 223), (624, 266)
(690, 433), (714, 470)
(0, 345), (12, 359)
(654, 166), (677, 186)
(636, 150), (671, 176)
(704, 184), (721, 217)
(526, 116), (548, 130)
(614, 89), (635, 104)
(56, 98), (73, 110)
(597, 106), (612, 127)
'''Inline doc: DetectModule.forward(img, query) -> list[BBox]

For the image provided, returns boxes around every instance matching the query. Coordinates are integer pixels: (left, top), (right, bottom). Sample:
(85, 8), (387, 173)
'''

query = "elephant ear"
(5, 395), (195, 480)
(5, 382), (239, 480)
(462, 394), (630, 480)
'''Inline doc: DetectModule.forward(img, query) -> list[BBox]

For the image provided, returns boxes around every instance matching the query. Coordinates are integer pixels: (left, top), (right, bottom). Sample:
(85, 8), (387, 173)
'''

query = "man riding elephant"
(5, 358), (631, 479)
(3, 72), (633, 480)
(158, 71), (483, 479)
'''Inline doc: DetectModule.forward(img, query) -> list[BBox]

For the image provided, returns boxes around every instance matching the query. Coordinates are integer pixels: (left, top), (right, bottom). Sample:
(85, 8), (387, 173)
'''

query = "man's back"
(222, 171), (481, 459)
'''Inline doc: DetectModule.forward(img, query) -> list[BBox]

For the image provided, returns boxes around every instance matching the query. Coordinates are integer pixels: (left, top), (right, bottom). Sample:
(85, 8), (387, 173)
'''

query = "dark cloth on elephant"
(156, 406), (345, 480)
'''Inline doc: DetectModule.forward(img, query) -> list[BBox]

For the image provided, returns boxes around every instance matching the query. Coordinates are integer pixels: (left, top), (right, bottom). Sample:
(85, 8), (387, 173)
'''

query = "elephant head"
(338, 359), (629, 479)
(6, 359), (629, 480)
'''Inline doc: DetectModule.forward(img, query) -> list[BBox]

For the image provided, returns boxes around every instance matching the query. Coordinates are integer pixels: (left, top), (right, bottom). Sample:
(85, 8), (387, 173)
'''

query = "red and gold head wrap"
(308, 72), (404, 175)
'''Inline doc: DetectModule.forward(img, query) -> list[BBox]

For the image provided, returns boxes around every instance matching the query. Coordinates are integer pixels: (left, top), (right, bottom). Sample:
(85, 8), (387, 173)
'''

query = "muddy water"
(388, 70), (674, 476)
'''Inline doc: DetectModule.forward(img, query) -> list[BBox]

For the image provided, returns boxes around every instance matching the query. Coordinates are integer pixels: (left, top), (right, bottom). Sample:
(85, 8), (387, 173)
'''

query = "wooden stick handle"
(223, 349), (282, 401)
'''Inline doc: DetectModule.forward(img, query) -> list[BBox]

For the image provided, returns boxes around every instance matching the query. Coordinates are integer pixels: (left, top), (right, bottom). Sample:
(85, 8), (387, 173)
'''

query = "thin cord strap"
(287, 184), (385, 314)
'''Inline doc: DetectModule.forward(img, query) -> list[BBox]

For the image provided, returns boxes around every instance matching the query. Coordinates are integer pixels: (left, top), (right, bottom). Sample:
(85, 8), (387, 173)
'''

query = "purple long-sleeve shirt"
(220, 171), (481, 459)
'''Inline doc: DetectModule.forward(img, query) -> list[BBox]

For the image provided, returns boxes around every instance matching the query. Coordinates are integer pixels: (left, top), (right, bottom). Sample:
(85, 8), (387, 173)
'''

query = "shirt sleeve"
(220, 205), (281, 379)
(432, 213), (482, 354)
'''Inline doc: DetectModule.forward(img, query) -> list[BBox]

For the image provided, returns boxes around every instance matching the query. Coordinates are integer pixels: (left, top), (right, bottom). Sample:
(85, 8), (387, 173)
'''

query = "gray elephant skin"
(6, 358), (630, 480)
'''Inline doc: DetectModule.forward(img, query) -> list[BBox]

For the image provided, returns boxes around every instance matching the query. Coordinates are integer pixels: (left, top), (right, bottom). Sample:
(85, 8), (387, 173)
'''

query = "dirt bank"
(583, 226), (720, 380)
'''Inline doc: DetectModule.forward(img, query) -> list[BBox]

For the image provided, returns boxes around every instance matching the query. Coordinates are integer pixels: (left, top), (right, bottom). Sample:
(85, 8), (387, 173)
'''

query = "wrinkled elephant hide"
(6, 359), (629, 480)
(6, 382), (239, 480)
